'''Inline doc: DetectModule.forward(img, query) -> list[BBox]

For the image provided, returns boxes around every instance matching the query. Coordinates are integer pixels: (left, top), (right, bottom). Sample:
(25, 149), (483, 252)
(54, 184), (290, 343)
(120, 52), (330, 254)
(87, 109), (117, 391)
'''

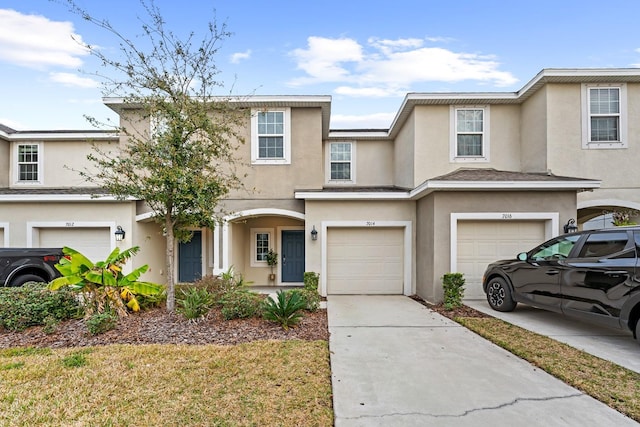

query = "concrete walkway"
(328, 295), (638, 426)
(465, 299), (640, 373)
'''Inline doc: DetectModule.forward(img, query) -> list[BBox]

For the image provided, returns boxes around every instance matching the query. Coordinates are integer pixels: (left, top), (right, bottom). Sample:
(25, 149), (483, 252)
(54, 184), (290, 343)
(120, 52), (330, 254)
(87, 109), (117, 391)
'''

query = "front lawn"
(0, 341), (333, 426)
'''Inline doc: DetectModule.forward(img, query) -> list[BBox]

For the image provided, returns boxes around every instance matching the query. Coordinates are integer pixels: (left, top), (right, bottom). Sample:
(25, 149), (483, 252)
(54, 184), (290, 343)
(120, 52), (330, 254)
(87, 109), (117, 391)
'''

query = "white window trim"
(250, 108), (291, 165)
(449, 106), (490, 163)
(581, 83), (627, 149)
(325, 141), (356, 185)
(14, 142), (43, 185)
(250, 228), (273, 267)
(0, 222), (9, 247)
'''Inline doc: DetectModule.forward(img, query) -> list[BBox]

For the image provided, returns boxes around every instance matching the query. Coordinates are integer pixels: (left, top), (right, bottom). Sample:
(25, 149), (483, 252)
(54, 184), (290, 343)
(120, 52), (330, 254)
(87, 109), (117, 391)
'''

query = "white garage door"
(457, 221), (546, 300)
(39, 227), (111, 262)
(0, 229), (4, 248)
(327, 227), (404, 294)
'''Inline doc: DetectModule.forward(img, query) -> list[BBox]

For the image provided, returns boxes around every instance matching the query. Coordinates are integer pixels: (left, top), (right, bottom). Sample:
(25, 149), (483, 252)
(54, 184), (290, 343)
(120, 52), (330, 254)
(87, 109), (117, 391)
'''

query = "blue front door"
(178, 231), (202, 282)
(282, 230), (304, 283)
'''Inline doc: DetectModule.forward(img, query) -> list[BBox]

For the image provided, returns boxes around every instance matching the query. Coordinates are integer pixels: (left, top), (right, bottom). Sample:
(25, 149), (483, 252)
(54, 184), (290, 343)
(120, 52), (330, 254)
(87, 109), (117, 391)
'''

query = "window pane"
(531, 235), (580, 260)
(457, 109), (483, 132)
(19, 164), (38, 181)
(590, 88), (619, 114)
(578, 232), (629, 258)
(331, 143), (351, 161)
(18, 145), (38, 162)
(457, 134), (483, 156)
(258, 111), (284, 135)
(591, 117), (619, 141)
(258, 136), (284, 158)
(256, 233), (269, 261)
(331, 163), (351, 180)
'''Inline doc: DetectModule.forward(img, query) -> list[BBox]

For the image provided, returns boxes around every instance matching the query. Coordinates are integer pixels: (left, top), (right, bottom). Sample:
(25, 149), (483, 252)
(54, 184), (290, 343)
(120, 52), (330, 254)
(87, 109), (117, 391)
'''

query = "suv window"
(577, 231), (629, 258)
(531, 235), (581, 260)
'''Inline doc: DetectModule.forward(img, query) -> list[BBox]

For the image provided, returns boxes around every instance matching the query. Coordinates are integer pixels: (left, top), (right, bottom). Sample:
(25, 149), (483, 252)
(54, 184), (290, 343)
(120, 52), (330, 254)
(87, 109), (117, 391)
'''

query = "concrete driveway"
(465, 299), (640, 373)
(328, 295), (638, 426)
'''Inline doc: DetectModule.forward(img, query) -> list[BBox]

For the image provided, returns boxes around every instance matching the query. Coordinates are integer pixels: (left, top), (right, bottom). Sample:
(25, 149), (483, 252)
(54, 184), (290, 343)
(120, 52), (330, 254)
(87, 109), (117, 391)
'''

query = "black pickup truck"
(0, 248), (64, 287)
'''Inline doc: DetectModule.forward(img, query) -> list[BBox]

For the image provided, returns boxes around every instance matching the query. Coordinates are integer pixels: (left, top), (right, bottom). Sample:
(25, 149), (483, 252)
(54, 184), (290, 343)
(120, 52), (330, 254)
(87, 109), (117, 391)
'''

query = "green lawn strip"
(456, 317), (640, 422)
(0, 340), (333, 427)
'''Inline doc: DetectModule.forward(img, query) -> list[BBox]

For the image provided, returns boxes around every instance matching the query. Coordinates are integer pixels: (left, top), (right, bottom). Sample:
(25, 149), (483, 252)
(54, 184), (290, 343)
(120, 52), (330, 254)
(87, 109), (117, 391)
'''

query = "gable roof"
(295, 168), (601, 201)
(386, 68), (640, 139)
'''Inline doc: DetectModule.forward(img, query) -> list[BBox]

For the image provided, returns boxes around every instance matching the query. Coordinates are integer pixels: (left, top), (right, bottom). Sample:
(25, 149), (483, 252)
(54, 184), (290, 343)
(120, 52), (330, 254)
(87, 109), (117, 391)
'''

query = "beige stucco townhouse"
(3, 68), (640, 303)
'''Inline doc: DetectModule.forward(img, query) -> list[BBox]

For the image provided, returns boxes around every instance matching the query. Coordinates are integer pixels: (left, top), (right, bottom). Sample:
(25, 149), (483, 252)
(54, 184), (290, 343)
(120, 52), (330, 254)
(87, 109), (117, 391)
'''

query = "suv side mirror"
(517, 252), (528, 261)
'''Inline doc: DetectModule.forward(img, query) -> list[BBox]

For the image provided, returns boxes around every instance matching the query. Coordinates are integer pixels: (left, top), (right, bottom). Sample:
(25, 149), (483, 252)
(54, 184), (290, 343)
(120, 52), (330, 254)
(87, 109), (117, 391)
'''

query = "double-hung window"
(16, 143), (41, 183)
(251, 109), (291, 164)
(582, 84), (627, 148)
(450, 106), (490, 162)
(329, 142), (354, 182)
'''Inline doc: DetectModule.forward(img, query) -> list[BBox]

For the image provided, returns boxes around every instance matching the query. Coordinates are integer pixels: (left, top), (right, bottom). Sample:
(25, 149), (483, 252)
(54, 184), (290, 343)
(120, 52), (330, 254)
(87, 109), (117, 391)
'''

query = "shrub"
(292, 289), (321, 312)
(0, 282), (83, 331)
(86, 311), (118, 335)
(262, 290), (306, 329)
(303, 272), (319, 291)
(442, 273), (465, 310)
(220, 289), (263, 320)
(176, 286), (214, 321)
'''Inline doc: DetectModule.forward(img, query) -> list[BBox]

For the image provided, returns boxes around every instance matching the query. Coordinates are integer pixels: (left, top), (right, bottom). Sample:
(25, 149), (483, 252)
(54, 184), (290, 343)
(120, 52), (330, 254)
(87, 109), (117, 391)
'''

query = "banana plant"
(49, 246), (164, 317)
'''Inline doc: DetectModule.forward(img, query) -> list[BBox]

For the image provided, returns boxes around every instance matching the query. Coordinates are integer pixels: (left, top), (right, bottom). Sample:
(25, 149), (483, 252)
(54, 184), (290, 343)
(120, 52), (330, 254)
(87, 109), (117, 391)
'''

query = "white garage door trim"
(0, 222), (8, 247)
(27, 221), (118, 255)
(449, 212), (559, 274)
(321, 220), (412, 297)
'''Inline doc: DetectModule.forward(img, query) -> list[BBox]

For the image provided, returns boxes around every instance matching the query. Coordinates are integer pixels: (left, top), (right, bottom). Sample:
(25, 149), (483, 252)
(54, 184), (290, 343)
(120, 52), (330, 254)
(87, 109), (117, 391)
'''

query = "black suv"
(482, 227), (640, 343)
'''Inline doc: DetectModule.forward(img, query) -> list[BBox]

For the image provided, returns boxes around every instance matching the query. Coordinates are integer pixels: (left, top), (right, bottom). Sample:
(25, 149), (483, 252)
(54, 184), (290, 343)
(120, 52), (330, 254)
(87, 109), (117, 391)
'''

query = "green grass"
(0, 341), (333, 426)
(456, 316), (640, 422)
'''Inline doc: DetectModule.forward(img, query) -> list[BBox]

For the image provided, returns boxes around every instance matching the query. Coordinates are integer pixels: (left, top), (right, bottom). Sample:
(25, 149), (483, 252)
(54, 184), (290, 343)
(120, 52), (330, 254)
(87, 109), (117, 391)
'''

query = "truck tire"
(10, 274), (47, 287)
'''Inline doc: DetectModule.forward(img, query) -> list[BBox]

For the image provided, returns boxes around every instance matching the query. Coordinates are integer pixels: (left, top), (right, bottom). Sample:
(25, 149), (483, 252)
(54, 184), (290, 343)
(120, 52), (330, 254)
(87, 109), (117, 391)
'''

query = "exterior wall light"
(115, 225), (126, 241)
(311, 225), (318, 241)
(563, 219), (578, 234)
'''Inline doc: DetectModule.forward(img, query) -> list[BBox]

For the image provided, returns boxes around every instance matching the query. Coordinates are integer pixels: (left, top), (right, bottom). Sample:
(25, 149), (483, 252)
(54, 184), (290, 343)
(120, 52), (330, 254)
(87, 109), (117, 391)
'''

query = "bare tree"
(61, 0), (247, 310)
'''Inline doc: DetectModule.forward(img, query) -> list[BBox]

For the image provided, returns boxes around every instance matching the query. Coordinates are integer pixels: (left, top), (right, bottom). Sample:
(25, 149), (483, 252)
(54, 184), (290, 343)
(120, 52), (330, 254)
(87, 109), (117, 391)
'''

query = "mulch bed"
(0, 306), (329, 349)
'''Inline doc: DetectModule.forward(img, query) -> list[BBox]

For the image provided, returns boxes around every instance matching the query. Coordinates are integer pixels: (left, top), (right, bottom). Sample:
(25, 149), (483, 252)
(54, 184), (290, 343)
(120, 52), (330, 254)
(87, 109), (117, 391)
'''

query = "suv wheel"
(11, 274), (46, 287)
(486, 277), (517, 312)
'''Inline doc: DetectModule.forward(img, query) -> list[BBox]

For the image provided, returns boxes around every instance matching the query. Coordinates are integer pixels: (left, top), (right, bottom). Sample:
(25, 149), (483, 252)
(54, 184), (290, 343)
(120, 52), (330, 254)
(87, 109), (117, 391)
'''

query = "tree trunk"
(165, 216), (176, 312)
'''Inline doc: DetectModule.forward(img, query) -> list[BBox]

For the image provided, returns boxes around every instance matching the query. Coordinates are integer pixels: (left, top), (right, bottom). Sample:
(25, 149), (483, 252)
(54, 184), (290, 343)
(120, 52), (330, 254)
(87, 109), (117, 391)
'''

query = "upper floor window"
(450, 106), (490, 162)
(16, 143), (41, 183)
(329, 142), (354, 182)
(251, 108), (291, 164)
(582, 84), (627, 149)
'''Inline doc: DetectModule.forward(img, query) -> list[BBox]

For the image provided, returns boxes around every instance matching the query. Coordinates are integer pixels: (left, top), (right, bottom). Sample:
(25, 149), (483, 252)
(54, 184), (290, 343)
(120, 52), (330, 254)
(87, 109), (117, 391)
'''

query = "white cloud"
(330, 112), (396, 129)
(289, 36), (363, 85)
(230, 49), (252, 64)
(49, 72), (99, 88)
(0, 9), (89, 69)
(288, 36), (518, 95)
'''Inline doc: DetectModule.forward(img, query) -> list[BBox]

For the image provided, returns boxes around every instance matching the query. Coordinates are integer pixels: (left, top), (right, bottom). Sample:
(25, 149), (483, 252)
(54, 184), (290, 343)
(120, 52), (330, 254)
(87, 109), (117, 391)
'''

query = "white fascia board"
(8, 132), (118, 141)
(409, 180), (601, 199)
(328, 130), (390, 139)
(104, 95), (331, 106)
(295, 191), (409, 200)
(0, 194), (136, 202)
(135, 211), (156, 222)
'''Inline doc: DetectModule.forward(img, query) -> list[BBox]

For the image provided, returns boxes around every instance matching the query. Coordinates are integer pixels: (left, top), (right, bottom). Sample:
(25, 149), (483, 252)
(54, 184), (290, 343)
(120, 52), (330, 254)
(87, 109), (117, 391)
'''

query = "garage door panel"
(0, 229), (4, 248)
(458, 221), (545, 300)
(39, 227), (111, 262)
(327, 227), (404, 295)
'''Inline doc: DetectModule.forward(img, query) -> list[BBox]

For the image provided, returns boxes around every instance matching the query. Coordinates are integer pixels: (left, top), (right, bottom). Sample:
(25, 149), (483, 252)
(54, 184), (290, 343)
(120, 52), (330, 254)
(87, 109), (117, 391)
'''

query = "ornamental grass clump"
(262, 290), (307, 329)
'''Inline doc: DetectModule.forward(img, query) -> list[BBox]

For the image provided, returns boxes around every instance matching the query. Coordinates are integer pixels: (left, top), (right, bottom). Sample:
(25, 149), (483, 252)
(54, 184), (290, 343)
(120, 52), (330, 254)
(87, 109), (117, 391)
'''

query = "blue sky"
(2, 0), (640, 130)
